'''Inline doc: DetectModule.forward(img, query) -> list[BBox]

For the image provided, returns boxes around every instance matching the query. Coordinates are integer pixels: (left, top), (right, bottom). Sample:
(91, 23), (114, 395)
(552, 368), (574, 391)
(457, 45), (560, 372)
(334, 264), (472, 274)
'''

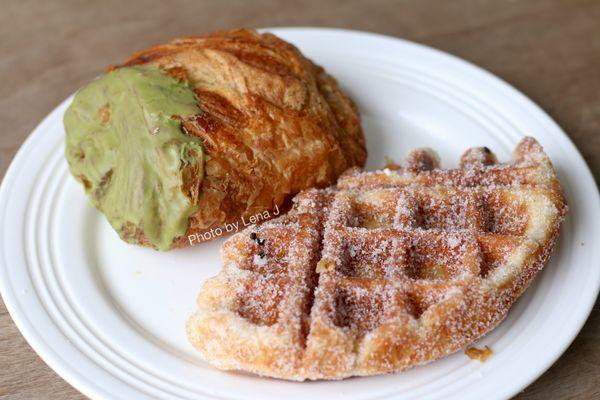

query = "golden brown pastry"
(186, 138), (567, 380)
(64, 28), (366, 250)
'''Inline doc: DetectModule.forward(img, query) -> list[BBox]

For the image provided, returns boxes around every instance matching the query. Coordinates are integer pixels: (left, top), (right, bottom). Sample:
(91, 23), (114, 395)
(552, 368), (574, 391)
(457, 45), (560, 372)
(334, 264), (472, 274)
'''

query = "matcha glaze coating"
(64, 66), (204, 250)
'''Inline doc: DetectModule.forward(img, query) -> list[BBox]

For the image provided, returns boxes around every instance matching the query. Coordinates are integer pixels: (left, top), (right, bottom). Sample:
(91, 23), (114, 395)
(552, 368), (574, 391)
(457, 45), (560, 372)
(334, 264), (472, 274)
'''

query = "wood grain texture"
(0, 0), (598, 399)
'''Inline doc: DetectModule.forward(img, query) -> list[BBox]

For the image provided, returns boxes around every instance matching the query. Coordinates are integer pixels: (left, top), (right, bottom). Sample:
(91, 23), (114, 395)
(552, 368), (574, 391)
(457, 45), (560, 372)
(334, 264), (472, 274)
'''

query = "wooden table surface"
(1, 0), (599, 399)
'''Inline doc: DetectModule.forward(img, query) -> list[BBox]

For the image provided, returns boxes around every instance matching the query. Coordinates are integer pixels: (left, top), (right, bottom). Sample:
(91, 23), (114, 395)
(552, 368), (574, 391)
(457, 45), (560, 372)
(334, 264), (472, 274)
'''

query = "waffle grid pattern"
(187, 138), (567, 380)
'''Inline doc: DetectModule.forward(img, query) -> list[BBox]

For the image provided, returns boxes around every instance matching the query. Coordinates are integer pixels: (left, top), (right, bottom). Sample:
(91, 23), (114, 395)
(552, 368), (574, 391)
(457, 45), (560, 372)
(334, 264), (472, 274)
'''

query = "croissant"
(64, 28), (366, 250)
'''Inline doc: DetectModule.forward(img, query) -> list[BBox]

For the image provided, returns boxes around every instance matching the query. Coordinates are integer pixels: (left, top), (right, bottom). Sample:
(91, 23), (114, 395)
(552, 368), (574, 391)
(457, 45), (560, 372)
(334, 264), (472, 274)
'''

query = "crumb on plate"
(465, 345), (493, 362)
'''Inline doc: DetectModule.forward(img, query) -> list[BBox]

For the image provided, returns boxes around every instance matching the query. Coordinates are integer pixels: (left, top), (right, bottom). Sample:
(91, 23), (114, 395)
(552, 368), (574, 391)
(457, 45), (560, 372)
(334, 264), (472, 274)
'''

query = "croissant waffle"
(187, 137), (567, 380)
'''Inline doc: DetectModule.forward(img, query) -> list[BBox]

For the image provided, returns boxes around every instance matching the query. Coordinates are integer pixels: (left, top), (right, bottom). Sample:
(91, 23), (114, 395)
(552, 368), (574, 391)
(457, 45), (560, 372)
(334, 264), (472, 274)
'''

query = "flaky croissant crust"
(115, 28), (366, 248)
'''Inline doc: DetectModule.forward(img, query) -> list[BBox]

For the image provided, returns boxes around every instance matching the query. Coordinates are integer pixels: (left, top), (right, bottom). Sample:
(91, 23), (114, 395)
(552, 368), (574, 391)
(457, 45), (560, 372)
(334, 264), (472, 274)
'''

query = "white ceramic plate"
(1, 28), (599, 400)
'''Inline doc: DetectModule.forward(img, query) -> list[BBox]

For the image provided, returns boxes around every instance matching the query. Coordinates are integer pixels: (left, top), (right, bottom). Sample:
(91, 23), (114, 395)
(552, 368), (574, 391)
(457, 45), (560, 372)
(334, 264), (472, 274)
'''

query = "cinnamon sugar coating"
(187, 137), (567, 380)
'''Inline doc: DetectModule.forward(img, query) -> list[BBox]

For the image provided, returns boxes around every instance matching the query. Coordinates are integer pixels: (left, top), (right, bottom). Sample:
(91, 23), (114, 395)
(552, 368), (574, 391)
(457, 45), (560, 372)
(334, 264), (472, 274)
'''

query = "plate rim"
(1, 26), (599, 400)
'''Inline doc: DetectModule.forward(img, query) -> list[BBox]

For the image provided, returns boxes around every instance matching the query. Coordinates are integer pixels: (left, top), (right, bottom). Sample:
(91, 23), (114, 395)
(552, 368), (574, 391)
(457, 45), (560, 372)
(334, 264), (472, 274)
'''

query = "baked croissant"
(64, 28), (366, 250)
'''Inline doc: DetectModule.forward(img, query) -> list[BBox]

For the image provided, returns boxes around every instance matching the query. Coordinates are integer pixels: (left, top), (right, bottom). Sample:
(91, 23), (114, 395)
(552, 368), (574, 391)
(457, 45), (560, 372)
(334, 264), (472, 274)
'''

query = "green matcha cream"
(64, 66), (204, 250)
